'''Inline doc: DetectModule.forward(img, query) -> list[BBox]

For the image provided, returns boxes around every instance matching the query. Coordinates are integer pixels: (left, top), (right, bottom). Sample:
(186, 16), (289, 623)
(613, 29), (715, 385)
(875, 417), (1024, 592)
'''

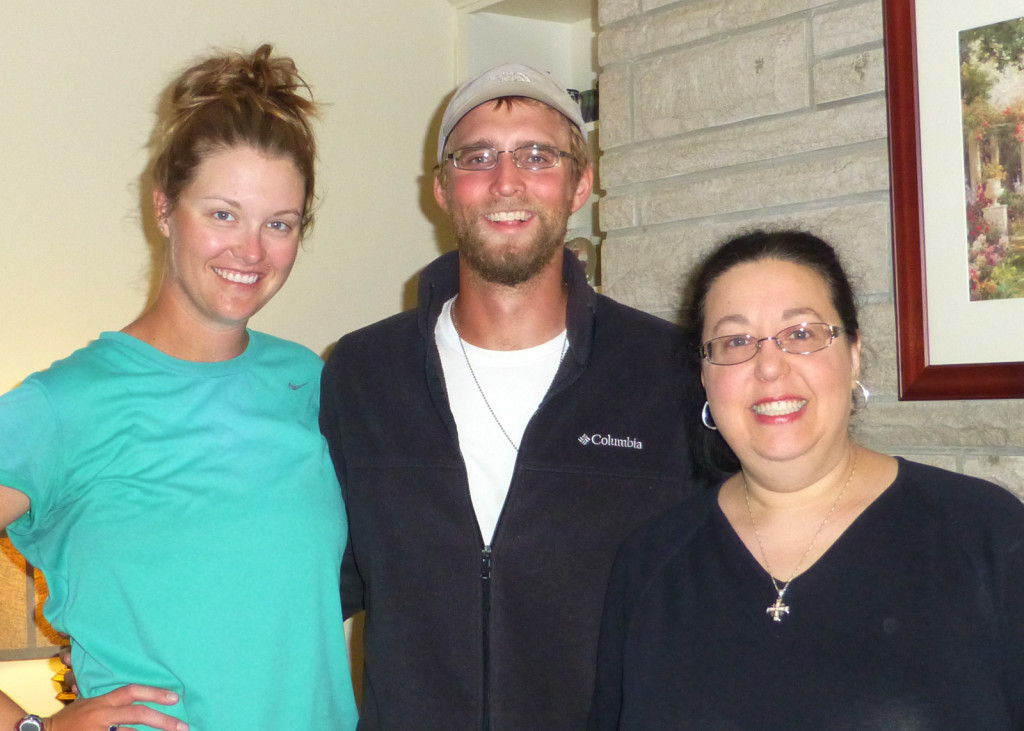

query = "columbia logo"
(577, 433), (644, 450)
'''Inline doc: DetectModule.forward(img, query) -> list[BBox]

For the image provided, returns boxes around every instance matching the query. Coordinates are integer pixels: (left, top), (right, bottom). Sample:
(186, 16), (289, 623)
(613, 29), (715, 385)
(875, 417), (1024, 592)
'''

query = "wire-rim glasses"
(446, 145), (573, 171)
(700, 322), (845, 365)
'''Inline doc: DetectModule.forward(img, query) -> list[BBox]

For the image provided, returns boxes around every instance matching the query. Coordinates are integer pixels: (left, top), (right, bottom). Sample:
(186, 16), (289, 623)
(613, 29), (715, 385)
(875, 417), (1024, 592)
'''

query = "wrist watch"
(14, 716), (45, 731)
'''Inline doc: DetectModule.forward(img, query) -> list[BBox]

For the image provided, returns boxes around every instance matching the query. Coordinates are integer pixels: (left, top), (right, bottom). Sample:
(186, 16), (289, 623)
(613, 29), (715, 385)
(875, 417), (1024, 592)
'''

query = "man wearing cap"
(320, 64), (700, 729)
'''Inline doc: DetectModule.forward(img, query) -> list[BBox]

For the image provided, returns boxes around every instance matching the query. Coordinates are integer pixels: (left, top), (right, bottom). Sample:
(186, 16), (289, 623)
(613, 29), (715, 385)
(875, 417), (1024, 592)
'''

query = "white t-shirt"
(435, 297), (567, 544)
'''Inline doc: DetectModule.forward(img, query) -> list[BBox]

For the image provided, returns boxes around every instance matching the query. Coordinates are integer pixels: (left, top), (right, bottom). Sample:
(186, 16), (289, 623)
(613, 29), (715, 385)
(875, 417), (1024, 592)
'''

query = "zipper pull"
(480, 547), (492, 580)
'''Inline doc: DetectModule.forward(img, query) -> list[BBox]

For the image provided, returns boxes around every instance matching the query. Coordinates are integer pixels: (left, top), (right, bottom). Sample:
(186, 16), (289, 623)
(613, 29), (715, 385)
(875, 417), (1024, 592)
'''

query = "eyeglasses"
(446, 145), (573, 171)
(700, 322), (844, 365)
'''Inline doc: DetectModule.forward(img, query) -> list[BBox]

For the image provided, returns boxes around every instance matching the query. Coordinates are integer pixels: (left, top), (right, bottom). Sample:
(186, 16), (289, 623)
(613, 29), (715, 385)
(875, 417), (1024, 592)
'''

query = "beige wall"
(1, 0), (459, 392)
(0, 658), (62, 715)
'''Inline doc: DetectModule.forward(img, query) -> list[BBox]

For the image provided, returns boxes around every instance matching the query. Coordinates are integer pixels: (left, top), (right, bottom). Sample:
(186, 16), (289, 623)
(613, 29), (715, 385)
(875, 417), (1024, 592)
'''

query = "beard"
(452, 197), (572, 287)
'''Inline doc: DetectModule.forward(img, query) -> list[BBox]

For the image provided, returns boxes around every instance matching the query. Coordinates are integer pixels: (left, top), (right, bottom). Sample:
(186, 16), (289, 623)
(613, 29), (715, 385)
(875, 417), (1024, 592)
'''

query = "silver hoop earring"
(852, 380), (870, 412)
(701, 401), (718, 430)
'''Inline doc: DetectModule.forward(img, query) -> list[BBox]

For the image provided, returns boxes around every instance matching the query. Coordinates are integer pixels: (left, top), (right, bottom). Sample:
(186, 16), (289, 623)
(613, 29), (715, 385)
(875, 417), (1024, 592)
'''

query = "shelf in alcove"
(448, 0), (593, 24)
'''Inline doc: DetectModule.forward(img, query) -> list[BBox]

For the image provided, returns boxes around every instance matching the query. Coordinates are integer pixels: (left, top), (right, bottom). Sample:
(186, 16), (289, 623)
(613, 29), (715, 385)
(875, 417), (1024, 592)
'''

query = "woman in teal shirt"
(0, 45), (358, 731)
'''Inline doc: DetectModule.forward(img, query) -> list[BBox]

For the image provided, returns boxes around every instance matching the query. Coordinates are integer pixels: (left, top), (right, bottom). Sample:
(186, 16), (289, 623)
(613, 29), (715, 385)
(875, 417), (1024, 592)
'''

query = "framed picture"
(884, 0), (1024, 399)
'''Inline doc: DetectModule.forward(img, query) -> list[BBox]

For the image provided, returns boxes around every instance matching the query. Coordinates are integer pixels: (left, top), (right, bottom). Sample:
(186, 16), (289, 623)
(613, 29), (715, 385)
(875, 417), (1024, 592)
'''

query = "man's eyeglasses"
(446, 145), (573, 171)
(700, 322), (845, 366)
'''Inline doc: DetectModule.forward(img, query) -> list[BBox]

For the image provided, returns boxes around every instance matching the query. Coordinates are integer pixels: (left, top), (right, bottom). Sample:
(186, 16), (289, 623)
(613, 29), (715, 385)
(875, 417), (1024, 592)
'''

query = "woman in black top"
(589, 230), (1024, 730)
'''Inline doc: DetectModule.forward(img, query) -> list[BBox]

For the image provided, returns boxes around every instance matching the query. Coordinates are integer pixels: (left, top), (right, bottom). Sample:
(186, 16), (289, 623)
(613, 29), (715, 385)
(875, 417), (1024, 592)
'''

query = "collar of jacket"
(415, 248), (597, 368)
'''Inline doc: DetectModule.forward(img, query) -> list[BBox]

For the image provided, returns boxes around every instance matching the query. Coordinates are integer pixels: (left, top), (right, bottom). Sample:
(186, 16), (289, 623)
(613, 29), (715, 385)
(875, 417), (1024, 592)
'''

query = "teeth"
(213, 268), (259, 284)
(486, 211), (529, 222)
(753, 399), (806, 416)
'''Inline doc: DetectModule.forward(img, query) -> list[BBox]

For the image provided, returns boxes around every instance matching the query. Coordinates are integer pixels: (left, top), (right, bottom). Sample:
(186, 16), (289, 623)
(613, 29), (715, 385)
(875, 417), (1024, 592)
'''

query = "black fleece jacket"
(320, 250), (703, 730)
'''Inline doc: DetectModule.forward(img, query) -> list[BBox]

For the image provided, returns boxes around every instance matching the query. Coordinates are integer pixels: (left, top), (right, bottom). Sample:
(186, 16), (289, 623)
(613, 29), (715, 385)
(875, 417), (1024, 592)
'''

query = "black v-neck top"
(589, 458), (1024, 730)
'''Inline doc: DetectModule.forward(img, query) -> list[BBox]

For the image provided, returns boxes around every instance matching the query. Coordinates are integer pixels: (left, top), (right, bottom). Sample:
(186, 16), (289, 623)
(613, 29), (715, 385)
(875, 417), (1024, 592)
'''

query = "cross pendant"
(766, 596), (790, 622)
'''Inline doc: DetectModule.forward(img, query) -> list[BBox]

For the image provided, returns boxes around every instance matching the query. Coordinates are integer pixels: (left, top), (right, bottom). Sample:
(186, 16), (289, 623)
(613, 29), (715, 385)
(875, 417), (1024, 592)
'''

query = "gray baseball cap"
(437, 63), (586, 164)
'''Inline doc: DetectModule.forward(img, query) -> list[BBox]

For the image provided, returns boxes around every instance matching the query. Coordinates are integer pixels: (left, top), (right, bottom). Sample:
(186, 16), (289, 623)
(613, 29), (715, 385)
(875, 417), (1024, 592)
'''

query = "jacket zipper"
(481, 545), (493, 731)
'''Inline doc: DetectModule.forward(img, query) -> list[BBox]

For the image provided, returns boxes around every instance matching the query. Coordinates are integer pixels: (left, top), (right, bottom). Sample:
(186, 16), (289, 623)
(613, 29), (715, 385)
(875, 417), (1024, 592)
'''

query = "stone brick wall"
(595, 0), (1024, 495)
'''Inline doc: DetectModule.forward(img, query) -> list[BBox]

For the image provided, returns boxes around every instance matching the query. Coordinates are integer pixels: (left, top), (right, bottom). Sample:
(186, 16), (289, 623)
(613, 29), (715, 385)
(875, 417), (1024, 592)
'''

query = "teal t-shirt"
(1, 331), (357, 730)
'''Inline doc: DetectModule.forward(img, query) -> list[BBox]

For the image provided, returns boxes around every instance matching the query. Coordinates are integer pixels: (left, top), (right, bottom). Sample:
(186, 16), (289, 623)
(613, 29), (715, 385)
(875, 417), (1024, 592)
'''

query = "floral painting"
(961, 16), (1024, 301)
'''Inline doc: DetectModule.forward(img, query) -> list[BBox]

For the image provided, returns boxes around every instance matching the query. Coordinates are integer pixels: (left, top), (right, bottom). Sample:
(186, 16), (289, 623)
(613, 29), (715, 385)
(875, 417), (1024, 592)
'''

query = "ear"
(849, 331), (862, 384)
(153, 188), (171, 236)
(569, 165), (594, 214)
(433, 173), (450, 215)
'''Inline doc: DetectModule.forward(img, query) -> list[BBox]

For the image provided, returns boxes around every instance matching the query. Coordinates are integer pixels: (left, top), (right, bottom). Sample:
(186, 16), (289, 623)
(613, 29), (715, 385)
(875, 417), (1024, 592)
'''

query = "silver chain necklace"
(449, 297), (567, 452)
(743, 450), (857, 622)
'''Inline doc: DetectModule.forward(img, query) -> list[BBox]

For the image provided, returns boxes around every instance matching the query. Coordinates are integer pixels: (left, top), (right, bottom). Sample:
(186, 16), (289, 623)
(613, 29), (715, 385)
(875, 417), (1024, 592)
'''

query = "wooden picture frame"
(883, 0), (1024, 399)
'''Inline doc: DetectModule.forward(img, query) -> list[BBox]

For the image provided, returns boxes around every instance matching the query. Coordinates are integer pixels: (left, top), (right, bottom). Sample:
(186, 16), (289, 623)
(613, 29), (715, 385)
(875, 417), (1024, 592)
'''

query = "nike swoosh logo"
(289, 382), (309, 390)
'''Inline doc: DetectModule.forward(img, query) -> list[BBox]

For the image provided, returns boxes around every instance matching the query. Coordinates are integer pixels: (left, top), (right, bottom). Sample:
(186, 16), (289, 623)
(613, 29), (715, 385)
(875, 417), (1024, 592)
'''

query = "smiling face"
(700, 258), (861, 472)
(154, 145), (305, 334)
(433, 99), (593, 286)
